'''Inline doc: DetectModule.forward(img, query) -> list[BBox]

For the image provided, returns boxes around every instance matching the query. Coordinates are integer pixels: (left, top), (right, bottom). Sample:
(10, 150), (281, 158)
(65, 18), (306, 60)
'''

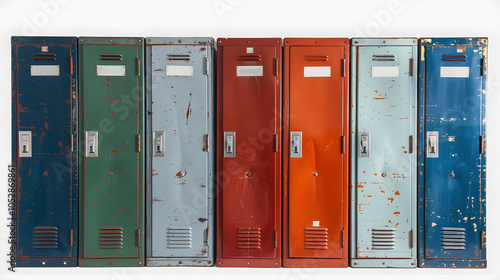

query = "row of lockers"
(10, 37), (486, 269)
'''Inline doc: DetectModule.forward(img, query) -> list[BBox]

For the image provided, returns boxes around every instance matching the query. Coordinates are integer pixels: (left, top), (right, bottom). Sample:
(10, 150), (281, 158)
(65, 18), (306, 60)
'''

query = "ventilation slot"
(372, 55), (396, 61)
(441, 227), (466, 250)
(305, 55), (329, 61)
(99, 227), (123, 249)
(33, 53), (56, 60)
(167, 55), (191, 61)
(100, 54), (123, 61)
(237, 228), (261, 249)
(442, 55), (467, 62)
(238, 55), (261, 61)
(166, 227), (193, 249)
(304, 227), (328, 250)
(372, 228), (396, 250)
(33, 226), (58, 249)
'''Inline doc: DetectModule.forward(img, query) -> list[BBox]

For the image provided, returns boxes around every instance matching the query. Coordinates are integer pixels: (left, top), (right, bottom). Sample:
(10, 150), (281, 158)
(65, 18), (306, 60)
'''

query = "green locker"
(78, 37), (145, 267)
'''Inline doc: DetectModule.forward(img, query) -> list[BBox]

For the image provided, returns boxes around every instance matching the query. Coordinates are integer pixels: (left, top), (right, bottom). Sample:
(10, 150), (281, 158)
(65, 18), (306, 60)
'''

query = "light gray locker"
(146, 37), (214, 266)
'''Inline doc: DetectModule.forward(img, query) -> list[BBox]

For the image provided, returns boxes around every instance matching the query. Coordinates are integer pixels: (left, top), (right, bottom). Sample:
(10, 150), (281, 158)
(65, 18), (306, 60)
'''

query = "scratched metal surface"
(418, 38), (487, 268)
(78, 37), (145, 267)
(350, 38), (417, 267)
(11, 37), (78, 267)
(145, 37), (215, 266)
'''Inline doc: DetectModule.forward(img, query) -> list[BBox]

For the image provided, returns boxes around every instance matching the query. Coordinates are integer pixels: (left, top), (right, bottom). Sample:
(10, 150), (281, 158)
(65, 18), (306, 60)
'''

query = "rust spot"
(44, 122), (49, 129)
(198, 218), (208, 223)
(388, 197), (394, 203)
(395, 191), (400, 195)
(86, 111), (89, 114)
(373, 97), (387, 100)
(404, 151), (408, 154)
(126, 118), (130, 122)
(381, 173), (386, 177)
(175, 171), (186, 178)
(394, 211), (401, 215)
(109, 97), (114, 103)
(186, 100), (192, 124)
(113, 149), (124, 154)
(107, 77), (111, 82)
(43, 170), (48, 176)
(123, 142), (127, 146)
(108, 171), (114, 176)
(113, 216), (117, 220)
(357, 184), (364, 188)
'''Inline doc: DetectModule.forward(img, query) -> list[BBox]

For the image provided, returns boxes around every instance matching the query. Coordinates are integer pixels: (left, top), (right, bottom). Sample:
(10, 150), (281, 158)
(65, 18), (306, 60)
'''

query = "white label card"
(440, 67), (469, 78)
(236, 66), (263, 77)
(371, 66), (399, 77)
(97, 65), (126, 76)
(31, 65), (59, 76)
(304, 66), (331, 77)
(166, 65), (194, 76)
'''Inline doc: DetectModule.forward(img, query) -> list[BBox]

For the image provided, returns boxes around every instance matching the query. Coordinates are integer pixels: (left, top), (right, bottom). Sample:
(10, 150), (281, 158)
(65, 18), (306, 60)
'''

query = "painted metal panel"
(283, 38), (349, 268)
(418, 38), (487, 268)
(11, 36), (78, 267)
(350, 38), (417, 268)
(216, 38), (282, 267)
(145, 37), (214, 267)
(78, 37), (144, 267)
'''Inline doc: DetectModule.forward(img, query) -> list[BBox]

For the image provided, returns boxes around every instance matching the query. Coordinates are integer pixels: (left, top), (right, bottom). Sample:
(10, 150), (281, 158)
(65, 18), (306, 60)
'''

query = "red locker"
(216, 38), (282, 267)
(283, 38), (350, 267)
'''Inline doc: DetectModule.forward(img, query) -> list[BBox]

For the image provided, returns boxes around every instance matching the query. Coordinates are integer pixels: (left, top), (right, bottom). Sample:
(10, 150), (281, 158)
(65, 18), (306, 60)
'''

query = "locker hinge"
(205, 57), (210, 76)
(205, 228), (210, 247)
(70, 227), (73, 247)
(204, 134), (209, 152)
(136, 58), (141, 76)
(273, 134), (278, 153)
(341, 136), (345, 154)
(410, 58), (414, 76)
(480, 230), (485, 248)
(274, 58), (278, 77)
(70, 57), (73, 76)
(340, 229), (344, 248)
(71, 133), (74, 152)
(409, 135), (413, 154)
(479, 135), (484, 154)
(410, 229), (414, 248)
(480, 58), (484, 76)
(272, 230), (277, 248)
(341, 58), (346, 77)
(137, 134), (141, 153)
(137, 228), (141, 247)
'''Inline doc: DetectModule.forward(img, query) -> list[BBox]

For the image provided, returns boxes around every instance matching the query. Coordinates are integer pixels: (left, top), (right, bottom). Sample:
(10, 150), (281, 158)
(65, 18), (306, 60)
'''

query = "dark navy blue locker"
(418, 38), (487, 268)
(11, 37), (78, 267)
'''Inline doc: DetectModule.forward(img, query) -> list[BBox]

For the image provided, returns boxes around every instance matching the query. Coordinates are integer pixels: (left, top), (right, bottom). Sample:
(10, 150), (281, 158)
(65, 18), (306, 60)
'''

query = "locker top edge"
(284, 38), (349, 46)
(217, 38), (282, 46)
(351, 38), (417, 46)
(11, 36), (77, 45)
(79, 37), (144, 45)
(145, 37), (214, 46)
(419, 37), (488, 46)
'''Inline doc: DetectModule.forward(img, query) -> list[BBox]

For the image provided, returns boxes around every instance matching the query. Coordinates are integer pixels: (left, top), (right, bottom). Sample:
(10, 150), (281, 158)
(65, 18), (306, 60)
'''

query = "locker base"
(146, 257), (214, 267)
(350, 258), (416, 268)
(78, 258), (144, 267)
(283, 258), (348, 268)
(418, 259), (486, 268)
(15, 258), (77, 267)
(216, 258), (281, 268)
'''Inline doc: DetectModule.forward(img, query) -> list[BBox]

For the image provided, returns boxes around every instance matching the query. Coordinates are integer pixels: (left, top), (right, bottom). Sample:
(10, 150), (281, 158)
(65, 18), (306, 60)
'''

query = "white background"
(0, 0), (499, 279)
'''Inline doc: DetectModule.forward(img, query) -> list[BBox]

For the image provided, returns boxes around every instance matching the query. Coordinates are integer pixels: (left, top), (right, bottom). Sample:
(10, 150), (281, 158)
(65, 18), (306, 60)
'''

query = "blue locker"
(11, 37), (78, 267)
(418, 38), (487, 268)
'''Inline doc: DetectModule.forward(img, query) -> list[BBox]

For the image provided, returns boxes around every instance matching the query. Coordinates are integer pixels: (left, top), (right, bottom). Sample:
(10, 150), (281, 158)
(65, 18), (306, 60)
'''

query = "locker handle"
(426, 132), (439, 158)
(479, 135), (484, 154)
(136, 58), (141, 76)
(224, 132), (236, 157)
(359, 132), (370, 158)
(19, 131), (32, 158)
(153, 132), (165, 157)
(85, 131), (98, 157)
(409, 58), (414, 76)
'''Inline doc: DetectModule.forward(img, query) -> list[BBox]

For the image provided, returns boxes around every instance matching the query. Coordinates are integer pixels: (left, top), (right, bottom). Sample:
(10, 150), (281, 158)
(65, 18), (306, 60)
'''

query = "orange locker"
(283, 38), (349, 267)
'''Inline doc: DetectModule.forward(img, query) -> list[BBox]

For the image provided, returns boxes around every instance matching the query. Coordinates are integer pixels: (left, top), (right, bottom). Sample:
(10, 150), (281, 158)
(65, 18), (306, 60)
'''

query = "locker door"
(288, 46), (344, 258)
(221, 45), (279, 259)
(423, 45), (484, 259)
(80, 41), (143, 261)
(355, 46), (414, 259)
(13, 38), (77, 266)
(150, 44), (209, 258)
